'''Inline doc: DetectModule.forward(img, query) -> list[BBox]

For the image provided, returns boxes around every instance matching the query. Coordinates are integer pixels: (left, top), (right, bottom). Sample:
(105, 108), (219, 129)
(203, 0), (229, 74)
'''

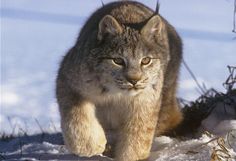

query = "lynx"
(56, 1), (183, 161)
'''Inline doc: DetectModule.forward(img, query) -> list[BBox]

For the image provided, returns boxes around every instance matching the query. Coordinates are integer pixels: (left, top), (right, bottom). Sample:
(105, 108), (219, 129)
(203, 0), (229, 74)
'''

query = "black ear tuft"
(155, 0), (160, 14)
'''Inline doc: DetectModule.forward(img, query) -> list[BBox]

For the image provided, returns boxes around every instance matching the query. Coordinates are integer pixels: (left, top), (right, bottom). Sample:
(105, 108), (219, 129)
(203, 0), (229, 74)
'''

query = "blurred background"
(1, 0), (235, 134)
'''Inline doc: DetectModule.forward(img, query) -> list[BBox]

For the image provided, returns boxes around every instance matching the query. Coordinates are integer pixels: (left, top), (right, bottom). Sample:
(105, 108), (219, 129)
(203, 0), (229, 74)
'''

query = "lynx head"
(89, 15), (170, 96)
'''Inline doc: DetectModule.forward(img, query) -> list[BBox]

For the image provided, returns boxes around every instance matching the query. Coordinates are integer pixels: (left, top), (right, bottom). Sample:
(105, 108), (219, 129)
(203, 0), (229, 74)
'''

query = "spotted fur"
(56, 1), (183, 161)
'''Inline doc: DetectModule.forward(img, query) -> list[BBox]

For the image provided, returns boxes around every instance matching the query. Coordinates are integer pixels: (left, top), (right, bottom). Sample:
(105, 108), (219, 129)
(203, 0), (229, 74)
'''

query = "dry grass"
(209, 131), (236, 161)
(172, 66), (236, 137)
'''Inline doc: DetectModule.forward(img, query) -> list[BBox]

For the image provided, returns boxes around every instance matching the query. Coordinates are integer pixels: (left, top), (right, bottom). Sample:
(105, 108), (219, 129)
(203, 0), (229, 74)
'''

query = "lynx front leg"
(60, 100), (107, 157)
(115, 102), (160, 161)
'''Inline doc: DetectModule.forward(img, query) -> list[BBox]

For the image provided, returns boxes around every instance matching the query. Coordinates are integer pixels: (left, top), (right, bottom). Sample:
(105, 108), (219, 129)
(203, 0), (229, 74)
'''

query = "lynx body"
(56, 1), (182, 161)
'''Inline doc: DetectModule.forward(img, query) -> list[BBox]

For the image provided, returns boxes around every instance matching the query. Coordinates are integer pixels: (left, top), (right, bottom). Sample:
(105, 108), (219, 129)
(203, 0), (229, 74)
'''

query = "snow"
(1, 122), (236, 160)
(0, 91), (20, 106)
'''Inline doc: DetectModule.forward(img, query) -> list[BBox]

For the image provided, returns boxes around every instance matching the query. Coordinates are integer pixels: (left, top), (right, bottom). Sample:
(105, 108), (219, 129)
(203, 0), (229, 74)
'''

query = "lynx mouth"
(120, 85), (146, 91)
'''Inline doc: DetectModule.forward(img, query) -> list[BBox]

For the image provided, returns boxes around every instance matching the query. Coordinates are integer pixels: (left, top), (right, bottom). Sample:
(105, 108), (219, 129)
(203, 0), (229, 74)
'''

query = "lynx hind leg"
(155, 100), (183, 136)
(60, 100), (107, 157)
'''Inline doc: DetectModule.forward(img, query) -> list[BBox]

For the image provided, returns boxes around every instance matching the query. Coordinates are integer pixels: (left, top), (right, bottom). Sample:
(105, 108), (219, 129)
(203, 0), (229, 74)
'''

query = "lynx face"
(93, 36), (162, 96)
(89, 15), (169, 96)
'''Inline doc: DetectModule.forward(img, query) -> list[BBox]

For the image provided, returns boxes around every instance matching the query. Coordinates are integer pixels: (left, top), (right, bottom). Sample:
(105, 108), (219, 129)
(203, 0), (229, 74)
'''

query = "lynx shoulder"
(56, 1), (183, 161)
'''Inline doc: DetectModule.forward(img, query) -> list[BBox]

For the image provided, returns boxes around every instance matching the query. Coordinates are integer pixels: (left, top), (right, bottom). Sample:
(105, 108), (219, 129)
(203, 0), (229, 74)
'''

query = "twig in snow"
(19, 139), (23, 156)
(35, 119), (44, 133)
(223, 66), (236, 91)
(233, 0), (236, 33)
(182, 59), (206, 95)
(7, 117), (17, 136)
(7, 116), (13, 129)
(101, 0), (104, 6)
(35, 119), (45, 142)
(209, 131), (236, 161)
(50, 119), (57, 132)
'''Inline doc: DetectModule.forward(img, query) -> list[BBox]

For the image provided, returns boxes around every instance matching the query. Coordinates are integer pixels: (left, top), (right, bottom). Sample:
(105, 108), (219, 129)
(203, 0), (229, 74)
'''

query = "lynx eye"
(112, 58), (125, 66)
(141, 57), (152, 65)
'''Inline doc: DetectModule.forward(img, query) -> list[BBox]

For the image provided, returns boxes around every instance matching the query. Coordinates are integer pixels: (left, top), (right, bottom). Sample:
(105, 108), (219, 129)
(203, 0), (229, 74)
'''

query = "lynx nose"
(125, 72), (142, 85)
(127, 79), (138, 85)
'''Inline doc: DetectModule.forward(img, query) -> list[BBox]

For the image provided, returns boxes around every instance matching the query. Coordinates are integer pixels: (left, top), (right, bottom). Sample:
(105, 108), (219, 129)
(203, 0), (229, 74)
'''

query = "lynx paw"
(65, 124), (107, 157)
(70, 135), (106, 157)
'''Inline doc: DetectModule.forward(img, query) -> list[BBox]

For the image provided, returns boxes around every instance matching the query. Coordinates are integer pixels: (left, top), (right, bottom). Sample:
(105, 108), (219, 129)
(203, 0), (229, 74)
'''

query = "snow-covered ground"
(1, 0), (236, 137)
(1, 132), (236, 161)
(1, 102), (236, 161)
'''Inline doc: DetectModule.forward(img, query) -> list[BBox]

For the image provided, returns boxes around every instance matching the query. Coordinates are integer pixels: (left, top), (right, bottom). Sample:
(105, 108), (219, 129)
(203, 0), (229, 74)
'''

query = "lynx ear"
(141, 15), (165, 41)
(97, 15), (123, 41)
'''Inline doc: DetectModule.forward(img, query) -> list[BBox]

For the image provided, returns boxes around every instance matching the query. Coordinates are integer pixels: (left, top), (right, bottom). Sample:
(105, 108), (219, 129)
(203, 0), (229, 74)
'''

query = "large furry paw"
(70, 135), (107, 157)
(64, 124), (107, 157)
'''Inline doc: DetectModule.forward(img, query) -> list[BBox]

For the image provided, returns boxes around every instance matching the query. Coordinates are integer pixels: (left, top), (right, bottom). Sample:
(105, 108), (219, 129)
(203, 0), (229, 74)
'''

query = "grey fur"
(56, 1), (183, 161)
